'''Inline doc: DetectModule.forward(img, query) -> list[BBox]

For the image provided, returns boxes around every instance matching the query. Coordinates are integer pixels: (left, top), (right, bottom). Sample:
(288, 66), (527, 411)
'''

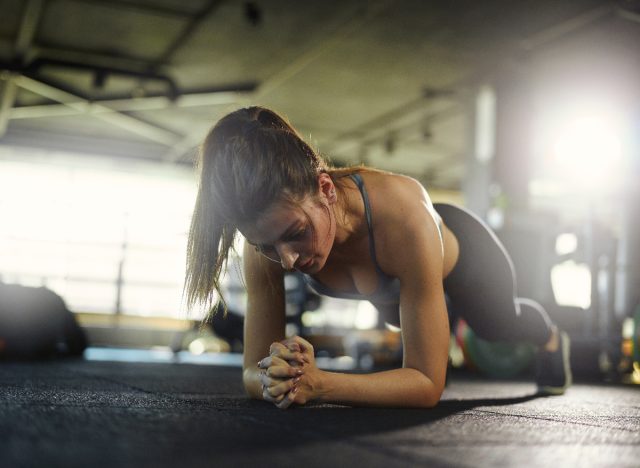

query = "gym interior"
(0, 1), (639, 467)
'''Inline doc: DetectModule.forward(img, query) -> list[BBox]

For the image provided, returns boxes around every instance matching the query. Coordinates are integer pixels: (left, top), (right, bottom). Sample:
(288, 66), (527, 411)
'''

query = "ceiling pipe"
(14, 75), (182, 146)
(17, 57), (180, 100)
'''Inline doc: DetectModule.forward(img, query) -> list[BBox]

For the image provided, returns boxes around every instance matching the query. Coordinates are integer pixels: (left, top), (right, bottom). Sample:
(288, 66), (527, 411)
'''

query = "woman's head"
(203, 107), (329, 226)
(238, 178), (338, 272)
(184, 107), (335, 316)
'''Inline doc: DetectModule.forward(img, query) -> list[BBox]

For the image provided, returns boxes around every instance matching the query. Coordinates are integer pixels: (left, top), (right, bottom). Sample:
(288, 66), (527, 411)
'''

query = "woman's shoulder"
(360, 170), (428, 206)
(355, 170), (441, 279)
(333, 166), (431, 223)
(362, 170), (439, 241)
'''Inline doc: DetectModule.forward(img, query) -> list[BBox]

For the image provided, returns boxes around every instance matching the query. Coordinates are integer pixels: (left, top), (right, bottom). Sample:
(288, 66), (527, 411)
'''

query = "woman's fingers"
(259, 369), (292, 388)
(269, 342), (287, 355)
(257, 355), (282, 369)
(266, 366), (303, 379)
(282, 335), (314, 353)
(275, 386), (299, 410)
(260, 348), (306, 367)
(276, 343), (308, 364)
(256, 339), (310, 409)
(261, 372), (301, 399)
(280, 336), (314, 362)
(258, 356), (304, 377)
(270, 342), (305, 362)
(257, 352), (303, 402)
(262, 385), (286, 404)
(281, 341), (303, 357)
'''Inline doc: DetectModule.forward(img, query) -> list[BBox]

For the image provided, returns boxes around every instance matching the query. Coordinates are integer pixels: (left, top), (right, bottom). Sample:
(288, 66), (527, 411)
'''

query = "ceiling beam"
(328, 101), (465, 162)
(65, 0), (196, 19)
(252, 0), (395, 99)
(518, 4), (614, 50)
(15, 0), (44, 58)
(149, 0), (225, 72)
(8, 88), (250, 119)
(161, 0), (397, 163)
(0, 0), (44, 137)
(617, 6), (640, 25)
(14, 75), (182, 146)
(0, 74), (19, 137)
(33, 43), (159, 71)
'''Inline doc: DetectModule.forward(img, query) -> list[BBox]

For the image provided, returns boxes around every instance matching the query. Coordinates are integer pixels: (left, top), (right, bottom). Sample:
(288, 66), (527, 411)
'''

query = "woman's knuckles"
(269, 342), (287, 354)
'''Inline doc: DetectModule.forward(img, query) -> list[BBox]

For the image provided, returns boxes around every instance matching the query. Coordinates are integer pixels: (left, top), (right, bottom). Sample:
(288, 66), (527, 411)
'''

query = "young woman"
(185, 106), (572, 410)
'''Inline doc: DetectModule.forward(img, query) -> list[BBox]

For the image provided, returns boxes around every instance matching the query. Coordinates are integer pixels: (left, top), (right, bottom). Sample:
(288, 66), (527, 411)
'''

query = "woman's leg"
(435, 203), (554, 347)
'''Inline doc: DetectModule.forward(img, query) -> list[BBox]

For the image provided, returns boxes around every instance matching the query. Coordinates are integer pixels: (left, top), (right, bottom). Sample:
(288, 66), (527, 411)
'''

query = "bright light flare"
(552, 115), (623, 187)
(537, 101), (628, 193)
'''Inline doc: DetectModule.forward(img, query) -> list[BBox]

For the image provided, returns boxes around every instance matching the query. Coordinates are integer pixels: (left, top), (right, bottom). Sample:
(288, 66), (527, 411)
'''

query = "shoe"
(535, 330), (572, 395)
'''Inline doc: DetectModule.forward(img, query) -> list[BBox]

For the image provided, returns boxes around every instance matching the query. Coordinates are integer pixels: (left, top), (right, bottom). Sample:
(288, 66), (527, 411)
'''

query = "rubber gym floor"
(1, 355), (638, 468)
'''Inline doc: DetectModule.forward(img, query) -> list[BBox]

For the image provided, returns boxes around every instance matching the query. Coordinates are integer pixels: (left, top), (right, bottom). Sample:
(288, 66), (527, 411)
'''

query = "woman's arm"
(241, 240), (288, 399)
(279, 323), (445, 408)
(279, 176), (450, 408)
(315, 265), (448, 409)
(318, 367), (441, 408)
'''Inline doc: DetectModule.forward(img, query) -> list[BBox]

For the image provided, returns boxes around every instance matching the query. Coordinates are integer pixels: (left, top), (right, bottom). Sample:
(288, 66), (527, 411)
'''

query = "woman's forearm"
(316, 367), (442, 408)
(243, 366), (264, 400)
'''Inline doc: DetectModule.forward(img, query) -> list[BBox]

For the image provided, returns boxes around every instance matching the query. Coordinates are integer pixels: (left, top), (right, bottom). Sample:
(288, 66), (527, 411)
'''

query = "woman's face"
(241, 194), (336, 273)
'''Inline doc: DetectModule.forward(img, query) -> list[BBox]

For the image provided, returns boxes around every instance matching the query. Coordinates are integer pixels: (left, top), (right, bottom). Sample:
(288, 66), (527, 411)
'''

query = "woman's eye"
(290, 228), (307, 240)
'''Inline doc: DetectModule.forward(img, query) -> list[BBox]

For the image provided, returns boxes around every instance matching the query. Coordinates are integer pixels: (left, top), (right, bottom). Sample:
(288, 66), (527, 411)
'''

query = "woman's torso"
(303, 170), (459, 305)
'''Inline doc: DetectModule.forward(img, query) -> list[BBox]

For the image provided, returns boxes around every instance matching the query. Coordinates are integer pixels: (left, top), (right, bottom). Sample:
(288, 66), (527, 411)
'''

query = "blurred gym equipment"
(0, 282), (87, 360)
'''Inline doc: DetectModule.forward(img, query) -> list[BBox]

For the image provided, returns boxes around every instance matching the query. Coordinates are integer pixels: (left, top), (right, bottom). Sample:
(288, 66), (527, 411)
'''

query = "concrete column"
(463, 85), (496, 219)
(492, 73), (535, 215)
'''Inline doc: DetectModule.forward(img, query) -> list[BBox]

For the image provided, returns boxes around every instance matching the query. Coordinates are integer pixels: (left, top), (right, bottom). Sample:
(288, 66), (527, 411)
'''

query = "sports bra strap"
(349, 173), (389, 279)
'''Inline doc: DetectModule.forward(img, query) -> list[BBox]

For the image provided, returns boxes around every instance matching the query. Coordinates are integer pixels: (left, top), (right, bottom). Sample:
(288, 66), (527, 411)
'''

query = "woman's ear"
(318, 173), (337, 203)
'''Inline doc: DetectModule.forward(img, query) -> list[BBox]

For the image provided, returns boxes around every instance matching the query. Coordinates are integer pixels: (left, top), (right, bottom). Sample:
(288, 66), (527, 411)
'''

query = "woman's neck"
(329, 178), (367, 258)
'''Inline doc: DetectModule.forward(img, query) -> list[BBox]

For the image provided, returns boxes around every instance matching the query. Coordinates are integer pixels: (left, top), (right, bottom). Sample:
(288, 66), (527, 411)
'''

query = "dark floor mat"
(1, 358), (638, 468)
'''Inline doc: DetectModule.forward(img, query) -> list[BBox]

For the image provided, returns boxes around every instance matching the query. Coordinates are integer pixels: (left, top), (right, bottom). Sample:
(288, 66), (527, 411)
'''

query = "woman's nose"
(278, 244), (299, 270)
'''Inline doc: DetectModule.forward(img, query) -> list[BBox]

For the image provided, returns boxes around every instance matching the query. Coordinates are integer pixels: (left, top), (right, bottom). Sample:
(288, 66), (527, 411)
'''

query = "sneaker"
(535, 330), (572, 395)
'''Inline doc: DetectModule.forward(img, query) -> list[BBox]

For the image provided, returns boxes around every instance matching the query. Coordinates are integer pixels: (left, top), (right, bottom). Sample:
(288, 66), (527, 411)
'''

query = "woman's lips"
(297, 258), (313, 271)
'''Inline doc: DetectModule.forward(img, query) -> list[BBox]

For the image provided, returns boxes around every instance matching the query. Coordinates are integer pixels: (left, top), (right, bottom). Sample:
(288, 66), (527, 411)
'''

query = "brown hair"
(184, 106), (362, 319)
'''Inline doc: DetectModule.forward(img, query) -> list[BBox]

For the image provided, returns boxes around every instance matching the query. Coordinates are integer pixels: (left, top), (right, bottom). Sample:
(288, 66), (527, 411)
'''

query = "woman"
(185, 106), (571, 410)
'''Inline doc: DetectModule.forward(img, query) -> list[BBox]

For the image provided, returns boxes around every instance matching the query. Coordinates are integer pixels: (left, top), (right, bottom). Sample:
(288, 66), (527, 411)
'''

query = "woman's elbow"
(420, 392), (442, 408)
(418, 377), (444, 408)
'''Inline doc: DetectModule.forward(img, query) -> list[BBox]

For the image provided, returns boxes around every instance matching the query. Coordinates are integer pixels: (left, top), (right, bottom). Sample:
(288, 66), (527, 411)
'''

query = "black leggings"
(435, 203), (554, 347)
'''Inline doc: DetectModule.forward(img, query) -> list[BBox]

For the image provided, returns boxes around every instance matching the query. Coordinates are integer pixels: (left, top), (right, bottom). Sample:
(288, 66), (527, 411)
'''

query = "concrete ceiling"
(0, 0), (637, 189)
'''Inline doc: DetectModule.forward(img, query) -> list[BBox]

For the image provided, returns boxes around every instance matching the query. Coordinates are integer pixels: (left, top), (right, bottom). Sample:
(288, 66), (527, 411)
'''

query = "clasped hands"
(257, 335), (319, 410)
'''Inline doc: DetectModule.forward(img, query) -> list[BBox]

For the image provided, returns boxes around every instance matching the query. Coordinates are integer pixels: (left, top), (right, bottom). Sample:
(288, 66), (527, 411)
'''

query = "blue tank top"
(303, 173), (402, 304)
